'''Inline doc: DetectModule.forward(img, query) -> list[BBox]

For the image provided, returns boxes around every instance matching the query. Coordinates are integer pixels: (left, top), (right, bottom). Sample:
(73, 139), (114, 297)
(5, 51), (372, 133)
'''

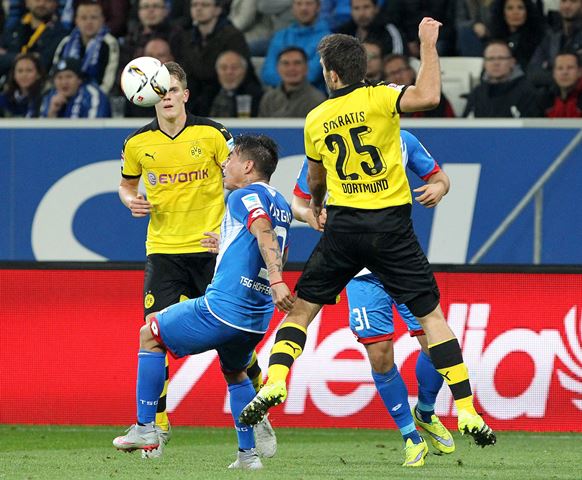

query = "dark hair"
(4, 53), (45, 98)
(350, 0), (378, 6)
(234, 134), (279, 181)
(76, 0), (104, 12)
(277, 46), (308, 63)
(555, 51), (581, 67)
(317, 34), (367, 85)
(164, 61), (187, 88)
(488, 0), (546, 66)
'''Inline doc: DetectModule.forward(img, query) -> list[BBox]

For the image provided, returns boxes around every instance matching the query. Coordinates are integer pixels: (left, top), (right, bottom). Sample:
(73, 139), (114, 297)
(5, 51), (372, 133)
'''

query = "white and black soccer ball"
(121, 56), (170, 107)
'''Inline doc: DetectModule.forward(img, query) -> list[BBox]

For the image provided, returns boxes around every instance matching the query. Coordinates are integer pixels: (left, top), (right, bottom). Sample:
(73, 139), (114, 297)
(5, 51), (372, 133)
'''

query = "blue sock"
(415, 351), (443, 423)
(136, 350), (166, 424)
(372, 366), (421, 444)
(228, 378), (256, 450)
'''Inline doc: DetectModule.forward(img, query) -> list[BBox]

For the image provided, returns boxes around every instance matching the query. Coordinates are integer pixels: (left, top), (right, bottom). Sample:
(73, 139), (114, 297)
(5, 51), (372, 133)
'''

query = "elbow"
(424, 94), (440, 110)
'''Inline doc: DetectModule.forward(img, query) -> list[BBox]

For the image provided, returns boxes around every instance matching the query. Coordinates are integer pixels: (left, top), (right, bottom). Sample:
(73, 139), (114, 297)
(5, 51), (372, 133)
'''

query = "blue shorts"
(150, 296), (263, 373)
(347, 274), (424, 344)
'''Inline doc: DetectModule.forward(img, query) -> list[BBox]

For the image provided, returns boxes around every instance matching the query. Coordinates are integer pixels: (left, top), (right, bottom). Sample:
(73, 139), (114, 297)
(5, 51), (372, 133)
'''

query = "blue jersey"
(205, 182), (292, 334)
(294, 130), (440, 198)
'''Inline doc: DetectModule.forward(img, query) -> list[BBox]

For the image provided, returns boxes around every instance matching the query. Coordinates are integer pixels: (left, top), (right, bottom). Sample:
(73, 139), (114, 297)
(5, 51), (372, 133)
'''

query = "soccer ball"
(120, 56), (170, 107)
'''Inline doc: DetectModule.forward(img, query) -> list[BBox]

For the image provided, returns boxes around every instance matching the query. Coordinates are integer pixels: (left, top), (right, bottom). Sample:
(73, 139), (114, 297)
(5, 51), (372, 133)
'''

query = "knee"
(223, 370), (248, 385)
(366, 341), (395, 374)
(139, 323), (161, 351)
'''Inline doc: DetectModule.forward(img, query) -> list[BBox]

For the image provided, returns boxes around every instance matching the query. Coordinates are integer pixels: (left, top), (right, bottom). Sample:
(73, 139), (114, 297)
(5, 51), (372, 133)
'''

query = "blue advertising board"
(0, 119), (580, 264)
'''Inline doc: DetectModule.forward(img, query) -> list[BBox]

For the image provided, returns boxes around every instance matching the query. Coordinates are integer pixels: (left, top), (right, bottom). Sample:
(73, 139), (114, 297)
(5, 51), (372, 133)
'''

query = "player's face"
(351, 0), (378, 28)
(14, 58), (40, 92)
(76, 5), (104, 38)
(504, 0), (527, 30)
(155, 75), (188, 120)
(553, 54), (581, 88)
(222, 148), (249, 190)
(54, 70), (82, 98)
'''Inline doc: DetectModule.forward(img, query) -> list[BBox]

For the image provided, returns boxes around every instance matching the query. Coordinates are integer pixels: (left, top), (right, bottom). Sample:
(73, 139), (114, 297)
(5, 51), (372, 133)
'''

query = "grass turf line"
(1, 425), (581, 480)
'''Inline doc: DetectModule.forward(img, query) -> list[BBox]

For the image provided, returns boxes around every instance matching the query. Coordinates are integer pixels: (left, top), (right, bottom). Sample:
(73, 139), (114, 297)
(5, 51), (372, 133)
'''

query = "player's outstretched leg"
(429, 338), (496, 447)
(414, 351), (455, 454)
(143, 354), (172, 458)
(239, 322), (307, 426)
(227, 378), (263, 470)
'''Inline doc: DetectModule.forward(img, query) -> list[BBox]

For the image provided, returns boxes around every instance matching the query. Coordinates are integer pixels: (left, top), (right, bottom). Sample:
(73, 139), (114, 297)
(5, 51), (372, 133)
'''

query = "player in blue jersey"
(291, 130), (454, 466)
(113, 134), (295, 470)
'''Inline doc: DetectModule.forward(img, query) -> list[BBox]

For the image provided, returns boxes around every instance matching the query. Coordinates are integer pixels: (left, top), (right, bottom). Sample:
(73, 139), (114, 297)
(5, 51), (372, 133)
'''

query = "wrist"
(270, 280), (285, 287)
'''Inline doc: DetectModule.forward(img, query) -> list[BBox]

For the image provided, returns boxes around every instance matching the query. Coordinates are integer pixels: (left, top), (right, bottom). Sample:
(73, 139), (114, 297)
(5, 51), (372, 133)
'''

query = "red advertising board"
(1, 268), (581, 431)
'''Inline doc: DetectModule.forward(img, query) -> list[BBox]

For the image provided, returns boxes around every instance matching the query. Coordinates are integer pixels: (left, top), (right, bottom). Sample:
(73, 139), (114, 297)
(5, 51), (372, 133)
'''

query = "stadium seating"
(437, 57), (483, 117)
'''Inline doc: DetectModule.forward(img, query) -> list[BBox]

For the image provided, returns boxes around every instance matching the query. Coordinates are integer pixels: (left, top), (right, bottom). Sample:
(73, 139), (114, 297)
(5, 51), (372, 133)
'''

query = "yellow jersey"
(304, 82), (411, 210)
(122, 114), (231, 255)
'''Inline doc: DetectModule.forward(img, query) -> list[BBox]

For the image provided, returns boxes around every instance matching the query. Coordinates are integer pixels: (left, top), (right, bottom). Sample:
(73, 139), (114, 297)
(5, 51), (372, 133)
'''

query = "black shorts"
(296, 213), (440, 318)
(143, 253), (216, 318)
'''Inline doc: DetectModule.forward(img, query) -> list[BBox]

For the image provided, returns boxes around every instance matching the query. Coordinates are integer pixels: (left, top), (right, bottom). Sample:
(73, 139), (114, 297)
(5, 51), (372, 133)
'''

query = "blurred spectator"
(336, 0), (406, 56)
(0, 52), (45, 117)
(488, 0), (546, 69)
(529, 0), (582, 90)
(362, 39), (384, 83)
(456, 0), (494, 56)
(541, 51), (582, 116)
(53, 0), (120, 93)
(228, 0), (272, 55)
(464, 40), (542, 117)
(384, 53), (456, 117)
(259, 46), (326, 117)
(39, 56), (110, 117)
(261, 0), (331, 91)
(382, 0), (457, 56)
(122, 37), (175, 118)
(171, 0), (251, 115)
(0, 6), (5, 37)
(120, 0), (172, 70)
(0, 0), (67, 77)
(209, 50), (264, 117)
(6, 0), (130, 37)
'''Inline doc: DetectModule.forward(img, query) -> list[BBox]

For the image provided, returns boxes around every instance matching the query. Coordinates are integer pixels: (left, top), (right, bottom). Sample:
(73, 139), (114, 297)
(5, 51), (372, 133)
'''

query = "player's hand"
(414, 183), (446, 208)
(310, 202), (325, 230)
(201, 231), (220, 253)
(271, 282), (296, 313)
(128, 194), (152, 217)
(306, 207), (327, 232)
(418, 17), (442, 47)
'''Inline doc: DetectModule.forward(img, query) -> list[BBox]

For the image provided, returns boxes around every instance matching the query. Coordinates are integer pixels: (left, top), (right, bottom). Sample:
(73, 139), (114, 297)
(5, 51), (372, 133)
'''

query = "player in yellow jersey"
(240, 19), (496, 461)
(119, 62), (275, 459)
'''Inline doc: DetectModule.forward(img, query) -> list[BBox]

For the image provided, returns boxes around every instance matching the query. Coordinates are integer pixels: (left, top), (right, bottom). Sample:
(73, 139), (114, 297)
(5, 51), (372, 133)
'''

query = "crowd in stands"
(0, 0), (580, 119)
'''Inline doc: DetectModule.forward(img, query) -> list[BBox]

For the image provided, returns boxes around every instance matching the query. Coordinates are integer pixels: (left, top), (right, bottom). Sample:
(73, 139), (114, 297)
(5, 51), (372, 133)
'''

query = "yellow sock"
(266, 322), (307, 385)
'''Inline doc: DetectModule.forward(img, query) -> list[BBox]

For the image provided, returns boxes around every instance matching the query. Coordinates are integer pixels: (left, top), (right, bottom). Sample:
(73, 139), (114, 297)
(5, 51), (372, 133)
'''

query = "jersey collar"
(329, 82), (366, 99)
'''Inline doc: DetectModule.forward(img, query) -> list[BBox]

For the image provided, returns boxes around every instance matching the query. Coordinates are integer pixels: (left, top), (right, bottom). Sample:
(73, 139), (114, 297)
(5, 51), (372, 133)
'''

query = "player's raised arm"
(250, 217), (296, 313)
(399, 17), (442, 112)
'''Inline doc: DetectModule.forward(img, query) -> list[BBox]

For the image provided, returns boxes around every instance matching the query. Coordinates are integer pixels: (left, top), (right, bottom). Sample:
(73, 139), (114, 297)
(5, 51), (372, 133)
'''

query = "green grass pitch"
(1, 425), (581, 479)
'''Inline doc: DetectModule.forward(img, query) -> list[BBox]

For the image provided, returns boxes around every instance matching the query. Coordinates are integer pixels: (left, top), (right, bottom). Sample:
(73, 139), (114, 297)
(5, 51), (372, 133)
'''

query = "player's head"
(318, 34), (367, 90)
(155, 61), (189, 120)
(222, 134), (279, 189)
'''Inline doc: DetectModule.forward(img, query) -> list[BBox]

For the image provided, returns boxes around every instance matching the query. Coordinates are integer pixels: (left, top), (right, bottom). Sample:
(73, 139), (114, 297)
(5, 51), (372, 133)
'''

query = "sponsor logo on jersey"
(146, 169), (209, 186)
(241, 193), (262, 212)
